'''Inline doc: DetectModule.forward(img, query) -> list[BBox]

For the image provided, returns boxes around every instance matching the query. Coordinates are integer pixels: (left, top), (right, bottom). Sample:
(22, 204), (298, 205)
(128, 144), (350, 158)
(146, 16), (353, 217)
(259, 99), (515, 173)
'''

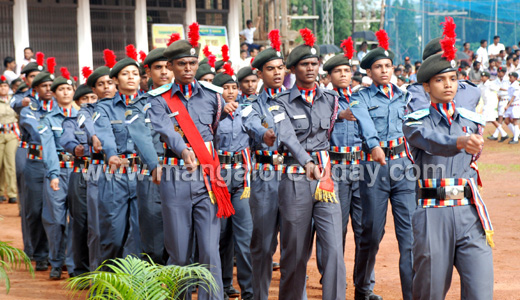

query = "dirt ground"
(1, 124), (519, 299)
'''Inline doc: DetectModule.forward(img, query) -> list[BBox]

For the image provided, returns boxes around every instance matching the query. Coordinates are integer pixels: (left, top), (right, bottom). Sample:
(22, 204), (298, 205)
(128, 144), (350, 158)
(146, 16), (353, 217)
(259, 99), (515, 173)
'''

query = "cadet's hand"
(92, 135), (103, 152)
(224, 102), (239, 114)
(108, 155), (122, 171)
(304, 161), (322, 181)
(371, 146), (387, 166)
(152, 166), (162, 185)
(22, 97), (31, 107)
(182, 148), (197, 173)
(263, 129), (276, 146)
(74, 145), (85, 157)
(50, 178), (60, 191)
(338, 108), (357, 121)
(457, 134), (484, 155)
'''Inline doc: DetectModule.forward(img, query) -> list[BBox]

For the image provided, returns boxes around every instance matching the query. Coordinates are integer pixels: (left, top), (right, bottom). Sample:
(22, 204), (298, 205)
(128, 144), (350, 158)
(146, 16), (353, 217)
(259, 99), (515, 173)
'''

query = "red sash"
(162, 91), (234, 218)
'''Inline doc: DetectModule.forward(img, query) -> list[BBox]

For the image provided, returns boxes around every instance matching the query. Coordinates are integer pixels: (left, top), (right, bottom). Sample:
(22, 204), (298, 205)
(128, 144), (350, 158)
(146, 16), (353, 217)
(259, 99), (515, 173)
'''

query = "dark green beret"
(252, 48), (284, 70)
(236, 67), (257, 82)
(21, 62), (44, 75)
(286, 44), (320, 68)
(510, 72), (519, 78)
(215, 60), (225, 72)
(397, 75), (408, 82)
(422, 37), (441, 60)
(143, 48), (167, 68)
(199, 57), (209, 65)
(322, 54), (351, 73)
(0, 76), (7, 84)
(51, 76), (75, 92)
(352, 76), (362, 83)
(17, 82), (28, 92)
(31, 71), (54, 88)
(481, 71), (490, 77)
(164, 40), (200, 60)
(87, 66), (110, 87)
(73, 84), (94, 101)
(212, 72), (237, 87)
(109, 58), (140, 78)
(360, 47), (395, 70)
(195, 63), (216, 80)
(497, 66), (506, 73)
(417, 53), (457, 83)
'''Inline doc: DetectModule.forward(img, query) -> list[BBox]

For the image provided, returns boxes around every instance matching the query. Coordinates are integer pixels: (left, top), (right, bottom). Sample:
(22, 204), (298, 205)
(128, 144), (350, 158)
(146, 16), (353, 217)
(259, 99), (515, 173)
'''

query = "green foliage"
(66, 255), (219, 300)
(333, 0), (353, 45)
(0, 241), (35, 294)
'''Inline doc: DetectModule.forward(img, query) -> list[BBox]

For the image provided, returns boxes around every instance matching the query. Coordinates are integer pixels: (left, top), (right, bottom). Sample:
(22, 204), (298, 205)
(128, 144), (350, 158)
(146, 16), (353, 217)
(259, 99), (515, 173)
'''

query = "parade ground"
(1, 124), (519, 300)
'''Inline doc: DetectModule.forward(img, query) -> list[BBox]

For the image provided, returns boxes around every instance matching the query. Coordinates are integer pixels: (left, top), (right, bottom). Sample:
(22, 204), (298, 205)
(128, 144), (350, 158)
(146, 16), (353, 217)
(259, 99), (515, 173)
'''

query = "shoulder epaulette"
(148, 83), (173, 97)
(404, 108), (430, 120)
(130, 93), (147, 105)
(29, 102), (38, 111)
(457, 107), (485, 125)
(460, 80), (477, 88)
(277, 90), (291, 97)
(246, 95), (258, 102)
(199, 80), (223, 94)
(322, 89), (336, 96)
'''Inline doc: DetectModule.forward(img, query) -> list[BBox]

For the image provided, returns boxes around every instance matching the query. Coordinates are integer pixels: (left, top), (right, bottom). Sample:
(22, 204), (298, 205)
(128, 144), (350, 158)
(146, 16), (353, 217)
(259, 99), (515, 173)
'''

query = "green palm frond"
(0, 241), (35, 294)
(66, 255), (219, 300)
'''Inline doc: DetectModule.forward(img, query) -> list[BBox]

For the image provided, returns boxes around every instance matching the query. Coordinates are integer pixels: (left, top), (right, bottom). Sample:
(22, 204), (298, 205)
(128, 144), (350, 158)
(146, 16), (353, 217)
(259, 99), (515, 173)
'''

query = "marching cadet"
(212, 65), (254, 300)
(349, 30), (415, 300)
(143, 22), (237, 300)
(321, 37), (381, 300)
(59, 67), (99, 277)
(269, 28), (346, 300)
(19, 58), (56, 272)
(126, 46), (174, 265)
(39, 67), (78, 279)
(242, 29), (287, 300)
(196, 45), (217, 83)
(403, 17), (494, 299)
(0, 75), (19, 204)
(92, 46), (143, 267)
(11, 56), (44, 115)
(237, 66), (258, 103)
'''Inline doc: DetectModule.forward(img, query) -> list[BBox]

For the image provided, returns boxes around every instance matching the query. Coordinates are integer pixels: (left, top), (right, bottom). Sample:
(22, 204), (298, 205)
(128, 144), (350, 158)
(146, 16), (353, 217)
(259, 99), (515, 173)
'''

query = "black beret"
(481, 71), (490, 77)
(143, 48), (167, 68)
(286, 44), (320, 68)
(510, 72), (519, 78)
(109, 58), (140, 78)
(236, 67), (257, 82)
(73, 84), (94, 101)
(17, 82), (28, 92)
(199, 57), (209, 65)
(87, 66), (110, 87)
(31, 71), (54, 88)
(417, 53), (457, 83)
(212, 72), (237, 87)
(360, 47), (395, 69)
(215, 60), (226, 72)
(252, 48), (284, 70)
(422, 37), (442, 60)
(195, 63), (216, 80)
(322, 54), (351, 73)
(21, 62), (44, 75)
(352, 76), (362, 83)
(164, 40), (200, 60)
(51, 76), (75, 92)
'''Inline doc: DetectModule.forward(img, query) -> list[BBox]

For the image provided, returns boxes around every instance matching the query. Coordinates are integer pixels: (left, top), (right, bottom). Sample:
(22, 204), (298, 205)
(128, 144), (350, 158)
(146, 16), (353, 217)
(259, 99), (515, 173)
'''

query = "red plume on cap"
(299, 28), (316, 48)
(139, 51), (147, 63)
(440, 17), (457, 62)
(188, 22), (200, 48)
(250, 57), (255, 70)
(375, 29), (390, 50)
(269, 29), (282, 52)
(0, 75), (6, 82)
(203, 45), (213, 58)
(47, 57), (56, 75)
(36, 52), (45, 67)
(103, 49), (117, 68)
(126, 44), (138, 61)
(208, 55), (216, 68)
(223, 63), (234, 77)
(340, 37), (355, 59)
(222, 45), (230, 62)
(82, 66), (93, 81)
(60, 67), (71, 80)
(167, 33), (181, 47)
(73, 76), (78, 82)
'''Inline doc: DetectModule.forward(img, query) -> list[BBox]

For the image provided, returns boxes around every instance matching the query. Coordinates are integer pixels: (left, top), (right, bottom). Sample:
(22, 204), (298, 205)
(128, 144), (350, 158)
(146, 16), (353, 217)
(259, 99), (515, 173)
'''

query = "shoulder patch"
(241, 105), (253, 117)
(350, 100), (359, 107)
(143, 102), (151, 112)
(92, 111), (101, 123)
(404, 108), (430, 120)
(246, 95), (258, 102)
(125, 110), (132, 117)
(457, 107), (486, 126)
(30, 102), (38, 111)
(199, 80), (223, 94)
(77, 114), (86, 127)
(38, 125), (48, 134)
(268, 105), (280, 112)
(148, 83), (173, 97)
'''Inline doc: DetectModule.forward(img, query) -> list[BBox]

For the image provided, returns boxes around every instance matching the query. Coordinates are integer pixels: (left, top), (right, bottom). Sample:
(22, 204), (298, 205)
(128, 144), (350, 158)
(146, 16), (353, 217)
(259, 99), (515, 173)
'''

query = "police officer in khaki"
(0, 75), (19, 203)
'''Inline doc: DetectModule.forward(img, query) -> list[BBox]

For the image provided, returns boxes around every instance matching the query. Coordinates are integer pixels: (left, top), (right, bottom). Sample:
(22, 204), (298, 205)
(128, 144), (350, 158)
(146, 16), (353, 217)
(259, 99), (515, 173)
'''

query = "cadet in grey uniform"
(403, 25), (494, 299)
(349, 31), (415, 300)
(270, 28), (346, 300)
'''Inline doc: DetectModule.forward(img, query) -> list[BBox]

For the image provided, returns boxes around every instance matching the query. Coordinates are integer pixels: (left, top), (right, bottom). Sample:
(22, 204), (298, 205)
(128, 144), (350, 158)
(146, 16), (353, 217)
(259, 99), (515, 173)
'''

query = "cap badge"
(50, 74), (55, 80)
(232, 75), (237, 81)
(190, 48), (196, 55)
(310, 48), (317, 55)
(276, 51), (281, 57)
(450, 60), (457, 68)
(211, 67), (215, 72)
(38, 66), (43, 71)
(384, 50), (389, 56)
(67, 80), (72, 85)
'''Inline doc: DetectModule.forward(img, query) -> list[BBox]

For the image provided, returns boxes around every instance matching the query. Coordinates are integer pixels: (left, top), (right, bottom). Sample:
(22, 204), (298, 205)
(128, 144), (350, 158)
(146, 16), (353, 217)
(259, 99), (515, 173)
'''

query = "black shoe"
(224, 293), (229, 300)
(224, 286), (240, 298)
(49, 266), (62, 280)
(35, 260), (48, 271)
(0, 196), (5, 203)
(272, 262), (280, 271)
(8, 197), (17, 203)
(487, 136), (498, 141)
(368, 291), (383, 300)
(354, 289), (369, 300)
(508, 140), (519, 144)
(499, 135), (510, 142)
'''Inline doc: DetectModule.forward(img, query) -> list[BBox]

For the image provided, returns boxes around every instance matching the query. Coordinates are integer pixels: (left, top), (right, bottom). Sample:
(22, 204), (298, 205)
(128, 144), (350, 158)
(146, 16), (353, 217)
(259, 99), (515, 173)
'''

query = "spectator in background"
(258, 45), (266, 52)
(488, 58), (498, 80)
(351, 75), (362, 92)
(3, 57), (17, 84)
(249, 48), (259, 59)
(404, 56), (412, 69)
(240, 42), (249, 56)
(19, 47), (35, 73)
(458, 70), (468, 80)
(514, 57), (520, 72)
(396, 75), (408, 92)
(469, 61), (482, 84)
(462, 42), (474, 65)
(506, 55), (516, 76)
(236, 49), (252, 71)
(394, 67), (402, 78)
(506, 46), (513, 56)
(408, 61), (421, 83)
(476, 39), (489, 68)
(499, 50), (507, 66)
(357, 41), (368, 62)
(239, 17), (261, 51)
(488, 35), (505, 58)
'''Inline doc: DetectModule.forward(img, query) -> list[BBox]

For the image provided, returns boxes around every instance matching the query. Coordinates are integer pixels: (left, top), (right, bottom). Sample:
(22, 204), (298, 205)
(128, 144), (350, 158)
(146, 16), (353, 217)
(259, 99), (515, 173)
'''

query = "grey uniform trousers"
(16, 147), (32, 257)
(68, 171), (90, 275)
(86, 164), (101, 271)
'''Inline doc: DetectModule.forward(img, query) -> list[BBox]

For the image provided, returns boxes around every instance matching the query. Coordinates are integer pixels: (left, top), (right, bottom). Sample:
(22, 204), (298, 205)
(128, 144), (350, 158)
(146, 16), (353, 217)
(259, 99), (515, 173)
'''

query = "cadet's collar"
(31, 89), (40, 101)
(264, 87), (285, 99)
(0, 96), (8, 103)
(118, 92), (139, 106)
(333, 87), (351, 102)
(369, 82), (401, 99)
(59, 106), (74, 117)
(40, 99), (53, 112)
(174, 81), (196, 99)
(296, 84), (318, 105)
(376, 84), (393, 99)
(431, 101), (456, 125)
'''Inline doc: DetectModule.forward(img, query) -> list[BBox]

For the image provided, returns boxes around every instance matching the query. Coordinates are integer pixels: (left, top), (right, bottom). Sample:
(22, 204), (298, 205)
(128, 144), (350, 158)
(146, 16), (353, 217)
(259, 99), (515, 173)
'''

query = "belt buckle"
(345, 152), (352, 161)
(445, 185), (465, 200)
(272, 154), (284, 165)
(62, 154), (71, 161)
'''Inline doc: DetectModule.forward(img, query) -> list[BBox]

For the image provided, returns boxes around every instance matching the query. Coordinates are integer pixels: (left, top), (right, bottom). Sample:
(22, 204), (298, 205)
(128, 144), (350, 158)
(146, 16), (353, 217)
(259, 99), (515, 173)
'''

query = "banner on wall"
(198, 25), (229, 60)
(151, 24), (185, 48)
